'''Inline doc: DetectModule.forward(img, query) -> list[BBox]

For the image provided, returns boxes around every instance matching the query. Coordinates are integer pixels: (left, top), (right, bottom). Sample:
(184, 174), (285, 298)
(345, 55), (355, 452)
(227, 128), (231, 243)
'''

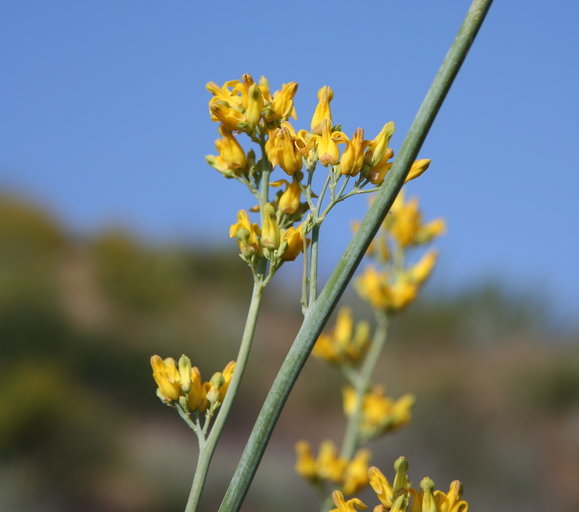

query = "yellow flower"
(206, 79), (244, 111)
(312, 307), (370, 365)
(313, 119), (341, 166)
(258, 75), (273, 104)
(405, 159), (431, 183)
(342, 449), (371, 495)
(434, 481), (469, 512)
(416, 218), (446, 244)
(271, 81), (298, 120)
(317, 440), (348, 483)
(330, 491), (367, 512)
(389, 195), (421, 247)
(365, 122), (395, 167)
(369, 466), (395, 510)
(188, 366), (205, 411)
(213, 127), (247, 171)
(409, 250), (438, 285)
(219, 361), (236, 401)
(338, 128), (367, 176)
(261, 203), (281, 250)
(294, 441), (318, 481)
(265, 125), (303, 175)
(311, 85), (334, 134)
(246, 83), (264, 129)
(229, 210), (261, 256)
(209, 102), (246, 131)
(281, 225), (307, 261)
(276, 179), (302, 214)
(151, 355), (181, 401)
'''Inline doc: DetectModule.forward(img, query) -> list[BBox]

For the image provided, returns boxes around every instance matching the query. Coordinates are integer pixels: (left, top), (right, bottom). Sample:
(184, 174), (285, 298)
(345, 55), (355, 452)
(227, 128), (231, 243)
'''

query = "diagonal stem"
(218, 1), (493, 510)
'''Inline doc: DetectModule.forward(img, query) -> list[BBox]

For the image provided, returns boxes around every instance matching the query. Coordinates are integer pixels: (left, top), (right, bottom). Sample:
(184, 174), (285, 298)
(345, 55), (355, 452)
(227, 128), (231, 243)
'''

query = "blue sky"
(1, 1), (578, 325)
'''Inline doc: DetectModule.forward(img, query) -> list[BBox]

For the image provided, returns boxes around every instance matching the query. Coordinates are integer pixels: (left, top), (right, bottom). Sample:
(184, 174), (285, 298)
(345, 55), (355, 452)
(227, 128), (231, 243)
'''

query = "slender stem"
(185, 281), (264, 512)
(340, 312), (389, 460)
(307, 223), (320, 307)
(219, 2), (493, 510)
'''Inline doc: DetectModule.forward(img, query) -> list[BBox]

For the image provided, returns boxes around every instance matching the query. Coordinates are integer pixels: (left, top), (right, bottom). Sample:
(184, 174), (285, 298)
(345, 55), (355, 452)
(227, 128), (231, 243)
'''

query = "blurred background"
(1, 1), (578, 511)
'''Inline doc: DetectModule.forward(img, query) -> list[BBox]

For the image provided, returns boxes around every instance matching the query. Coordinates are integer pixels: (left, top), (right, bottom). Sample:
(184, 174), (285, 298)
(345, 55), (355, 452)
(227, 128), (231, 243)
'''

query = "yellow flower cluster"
(331, 457), (469, 512)
(205, 74), (432, 274)
(343, 386), (415, 440)
(312, 307), (370, 366)
(355, 192), (445, 313)
(294, 440), (371, 496)
(150, 355), (235, 413)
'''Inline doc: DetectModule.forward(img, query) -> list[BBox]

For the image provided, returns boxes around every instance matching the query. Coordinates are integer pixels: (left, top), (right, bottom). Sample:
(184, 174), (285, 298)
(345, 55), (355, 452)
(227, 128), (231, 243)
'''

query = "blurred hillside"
(0, 194), (578, 512)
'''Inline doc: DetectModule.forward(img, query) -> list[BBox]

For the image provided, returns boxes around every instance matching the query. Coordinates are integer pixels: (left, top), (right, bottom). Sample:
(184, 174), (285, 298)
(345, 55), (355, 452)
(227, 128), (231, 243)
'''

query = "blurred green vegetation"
(0, 194), (577, 512)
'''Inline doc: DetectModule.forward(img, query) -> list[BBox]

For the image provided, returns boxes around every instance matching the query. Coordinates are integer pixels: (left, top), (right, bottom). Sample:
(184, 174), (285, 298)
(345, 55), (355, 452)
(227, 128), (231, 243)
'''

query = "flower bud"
(246, 83), (264, 128)
(178, 355), (192, 393)
(310, 85), (333, 134)
(261, 203), (281, 250)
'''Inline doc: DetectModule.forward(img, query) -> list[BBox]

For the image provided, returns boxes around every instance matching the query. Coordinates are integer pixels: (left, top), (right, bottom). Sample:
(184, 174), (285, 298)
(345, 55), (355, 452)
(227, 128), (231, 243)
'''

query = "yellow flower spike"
(281, 225), (307, 261)
(178, 355), (192, 393)
(365, 122), (395, 168)
(229, 210), (261, 256)
(339, 128), (367, 176)
(342, 449), (371, 495)
(294, 441), (318, 480)
(315, 119), (341, 166)
(265, 126), (303, 175)
(311, 85), (334, 134)
(219, 361), (236, 401)
(368, 466), (394, 508)
(261, 203), (281, 250)
(410, 250), (438, 285)
(188, 366), (204, 411)
(330, 491), (368, 512)
(150, 355), (181, 401)
(209, 102), (246, 131)
(271, 81), (298, 120)
(214, 127), (247, 173)
(405, 158), (431, 183)
(278, 179), (302, 214)
(420, 477), (439, 512)
(317, 440), (348, 483)
(245, 83), (264, 129)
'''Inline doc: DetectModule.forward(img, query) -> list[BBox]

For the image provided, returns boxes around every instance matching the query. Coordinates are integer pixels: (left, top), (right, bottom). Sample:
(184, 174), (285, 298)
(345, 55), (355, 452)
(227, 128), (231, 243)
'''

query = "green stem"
(307, 223), (320, 307)
(185, 281), (263, 512)
(340, 312), (389, 460)
(219, 2), (493, 510)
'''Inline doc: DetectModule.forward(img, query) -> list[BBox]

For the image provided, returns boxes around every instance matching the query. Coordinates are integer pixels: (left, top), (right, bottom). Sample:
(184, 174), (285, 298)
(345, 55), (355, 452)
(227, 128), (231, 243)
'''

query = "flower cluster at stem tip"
(204, 73), (432, 280)
(330, 456), (469, 512)
(150, 355), (235, 431)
